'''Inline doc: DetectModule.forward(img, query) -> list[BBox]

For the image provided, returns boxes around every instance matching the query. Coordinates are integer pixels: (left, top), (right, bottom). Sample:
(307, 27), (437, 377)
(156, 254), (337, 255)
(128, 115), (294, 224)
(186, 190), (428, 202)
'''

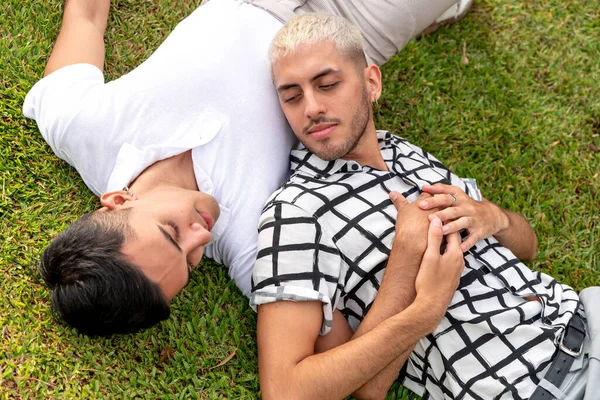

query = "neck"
(343, 125), (388, 171)
(128, 150), (198, 194)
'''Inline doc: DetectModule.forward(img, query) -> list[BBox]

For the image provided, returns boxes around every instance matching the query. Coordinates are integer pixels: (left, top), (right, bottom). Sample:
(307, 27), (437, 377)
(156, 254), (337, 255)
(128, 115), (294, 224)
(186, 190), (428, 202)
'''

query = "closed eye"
(284, 94), (301, 104)
(165, 220), (181, 241)
(157, 223), (182, 253)
(320, 82), (339, 90)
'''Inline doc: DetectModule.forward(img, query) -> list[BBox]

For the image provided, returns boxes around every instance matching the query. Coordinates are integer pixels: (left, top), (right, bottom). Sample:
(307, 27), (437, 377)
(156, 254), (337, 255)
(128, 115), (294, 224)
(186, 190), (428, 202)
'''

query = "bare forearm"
(494, 207), (538, 261)
(63, 0), (111, 22)
(261, 303), (435, 400)
(45, 0), (111, 75)
(351, 244), (422, 399)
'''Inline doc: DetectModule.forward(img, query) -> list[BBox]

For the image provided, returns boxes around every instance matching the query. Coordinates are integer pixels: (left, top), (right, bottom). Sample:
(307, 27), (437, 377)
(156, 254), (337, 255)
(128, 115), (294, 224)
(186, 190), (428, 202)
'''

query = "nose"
(304, 90), (326, 120)
(181, 222), (212, 253)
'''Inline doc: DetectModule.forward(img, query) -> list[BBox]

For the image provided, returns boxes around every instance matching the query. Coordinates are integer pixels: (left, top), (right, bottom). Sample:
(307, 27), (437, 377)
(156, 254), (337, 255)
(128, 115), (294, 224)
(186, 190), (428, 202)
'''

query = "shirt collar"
(290, 130), (392, 178)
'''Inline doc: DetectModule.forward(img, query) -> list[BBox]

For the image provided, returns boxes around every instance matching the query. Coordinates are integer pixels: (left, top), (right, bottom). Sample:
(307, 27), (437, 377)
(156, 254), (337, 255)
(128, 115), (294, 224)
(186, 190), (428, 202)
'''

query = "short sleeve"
(23, 64), (104, 165)
(250, 201), (343, 335)
(22, 64), (120, 195)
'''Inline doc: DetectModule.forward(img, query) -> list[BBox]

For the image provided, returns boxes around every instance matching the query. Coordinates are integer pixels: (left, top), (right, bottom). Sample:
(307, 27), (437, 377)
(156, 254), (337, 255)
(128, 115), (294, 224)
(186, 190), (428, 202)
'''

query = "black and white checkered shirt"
(251, 131), (580, 399)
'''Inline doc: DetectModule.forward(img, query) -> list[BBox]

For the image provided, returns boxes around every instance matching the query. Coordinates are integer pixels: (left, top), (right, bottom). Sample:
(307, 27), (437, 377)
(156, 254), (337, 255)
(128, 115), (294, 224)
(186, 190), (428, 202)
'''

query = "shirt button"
(351, 163), (360, 171)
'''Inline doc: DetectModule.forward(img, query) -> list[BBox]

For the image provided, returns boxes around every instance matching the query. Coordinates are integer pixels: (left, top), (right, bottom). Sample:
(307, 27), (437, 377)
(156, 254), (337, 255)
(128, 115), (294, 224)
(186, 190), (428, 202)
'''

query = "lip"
(198, 211), (215, 231)
(308, 123), (337, 140)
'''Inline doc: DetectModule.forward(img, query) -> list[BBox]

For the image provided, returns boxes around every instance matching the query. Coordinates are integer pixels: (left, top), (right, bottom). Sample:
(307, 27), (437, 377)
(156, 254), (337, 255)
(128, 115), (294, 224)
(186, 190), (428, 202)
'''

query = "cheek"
(280, 101), (302, 119)
(283, 111), (303, 132)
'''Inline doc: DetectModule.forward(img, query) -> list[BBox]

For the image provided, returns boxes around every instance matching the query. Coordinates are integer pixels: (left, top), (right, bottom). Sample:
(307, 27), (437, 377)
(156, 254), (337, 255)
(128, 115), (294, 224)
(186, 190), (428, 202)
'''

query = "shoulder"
(23, 64), (105, 128)
(259, 187), (318, 230)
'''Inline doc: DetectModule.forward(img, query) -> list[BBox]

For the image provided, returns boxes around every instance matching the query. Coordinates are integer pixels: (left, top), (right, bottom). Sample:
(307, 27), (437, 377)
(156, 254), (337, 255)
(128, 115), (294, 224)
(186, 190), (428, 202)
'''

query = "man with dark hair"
(23, 0), (473, 336)
(251, 13), (599, 400)
(40, 210), (170, 336)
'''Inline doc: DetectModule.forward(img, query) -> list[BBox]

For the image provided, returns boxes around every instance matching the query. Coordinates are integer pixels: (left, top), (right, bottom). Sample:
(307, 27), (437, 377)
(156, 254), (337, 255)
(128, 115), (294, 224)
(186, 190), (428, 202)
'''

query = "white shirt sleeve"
(250, 201), (342, 335)
(23, 64), (112, 195)
(23, 64), (103, 166)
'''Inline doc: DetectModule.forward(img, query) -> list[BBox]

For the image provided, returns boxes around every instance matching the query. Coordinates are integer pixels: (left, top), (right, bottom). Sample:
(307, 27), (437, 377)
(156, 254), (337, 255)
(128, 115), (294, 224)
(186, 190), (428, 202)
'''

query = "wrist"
(403, 300), (443, 336)
(392, 234), (425, 259)
(486, 200), (510, 234)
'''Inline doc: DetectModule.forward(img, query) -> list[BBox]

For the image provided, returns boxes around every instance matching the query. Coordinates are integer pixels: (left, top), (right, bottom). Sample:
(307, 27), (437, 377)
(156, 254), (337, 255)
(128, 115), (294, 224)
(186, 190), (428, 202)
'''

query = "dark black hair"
(39, 209), (170, 336)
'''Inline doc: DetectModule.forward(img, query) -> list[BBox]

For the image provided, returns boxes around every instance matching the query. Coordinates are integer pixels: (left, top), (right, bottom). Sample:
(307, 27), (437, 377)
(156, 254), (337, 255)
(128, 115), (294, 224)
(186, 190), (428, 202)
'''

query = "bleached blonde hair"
(269, 13), (367, 75)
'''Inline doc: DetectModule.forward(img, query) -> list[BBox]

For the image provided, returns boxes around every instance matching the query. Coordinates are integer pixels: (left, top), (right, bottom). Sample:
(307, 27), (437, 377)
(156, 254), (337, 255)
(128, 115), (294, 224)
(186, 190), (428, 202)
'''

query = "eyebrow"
(157, 225), (183, 254)
(277, 68), (340, 93)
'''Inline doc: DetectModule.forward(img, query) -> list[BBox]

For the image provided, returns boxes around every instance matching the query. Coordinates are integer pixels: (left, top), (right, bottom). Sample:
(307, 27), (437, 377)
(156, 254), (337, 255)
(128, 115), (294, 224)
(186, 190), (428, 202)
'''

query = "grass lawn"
(1, 0), (598, 398)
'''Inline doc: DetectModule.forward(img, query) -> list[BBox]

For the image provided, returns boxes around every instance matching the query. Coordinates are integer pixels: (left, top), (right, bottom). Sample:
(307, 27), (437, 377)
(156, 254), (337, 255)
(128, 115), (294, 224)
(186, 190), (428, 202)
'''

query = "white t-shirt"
(22, 0), (296, 295)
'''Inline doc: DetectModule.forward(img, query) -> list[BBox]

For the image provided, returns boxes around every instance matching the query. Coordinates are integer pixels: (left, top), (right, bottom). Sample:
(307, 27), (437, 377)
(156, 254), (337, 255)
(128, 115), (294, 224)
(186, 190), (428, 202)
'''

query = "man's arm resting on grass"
(45, 0), (111, 76)
(256, 218), (464, 400)
(492, 207), (538, 260)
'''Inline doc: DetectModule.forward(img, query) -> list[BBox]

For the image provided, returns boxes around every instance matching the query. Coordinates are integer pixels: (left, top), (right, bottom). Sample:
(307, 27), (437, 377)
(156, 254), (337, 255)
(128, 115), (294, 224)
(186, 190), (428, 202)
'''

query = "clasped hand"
(389, 190), (464, 321)
(418, 183), (510, 252)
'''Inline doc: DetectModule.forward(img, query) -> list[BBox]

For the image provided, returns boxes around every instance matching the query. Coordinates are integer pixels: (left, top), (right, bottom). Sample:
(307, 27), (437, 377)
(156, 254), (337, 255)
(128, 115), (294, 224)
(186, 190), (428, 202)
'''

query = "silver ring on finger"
(449, 193), (457, 204)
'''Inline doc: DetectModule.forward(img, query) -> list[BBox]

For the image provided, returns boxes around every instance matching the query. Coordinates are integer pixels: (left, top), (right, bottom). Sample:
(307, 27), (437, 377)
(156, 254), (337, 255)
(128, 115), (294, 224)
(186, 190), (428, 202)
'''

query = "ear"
(364, 64), (383, 103)
(99, 190), (135, 210)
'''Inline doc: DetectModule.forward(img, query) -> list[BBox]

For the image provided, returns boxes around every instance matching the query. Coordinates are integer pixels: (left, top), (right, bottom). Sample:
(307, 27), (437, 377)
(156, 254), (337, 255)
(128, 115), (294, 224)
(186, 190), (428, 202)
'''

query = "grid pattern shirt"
(251, 131), (580, 399)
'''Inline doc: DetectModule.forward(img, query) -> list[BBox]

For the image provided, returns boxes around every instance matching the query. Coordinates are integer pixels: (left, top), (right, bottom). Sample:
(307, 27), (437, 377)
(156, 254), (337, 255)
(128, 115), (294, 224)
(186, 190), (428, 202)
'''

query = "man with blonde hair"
(251, 13), (598, 400)
(23, 0), (471, 337)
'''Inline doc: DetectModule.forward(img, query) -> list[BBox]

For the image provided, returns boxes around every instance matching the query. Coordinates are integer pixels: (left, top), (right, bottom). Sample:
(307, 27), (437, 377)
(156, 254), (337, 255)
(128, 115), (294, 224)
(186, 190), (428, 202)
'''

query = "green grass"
(1, 0), (598, 398)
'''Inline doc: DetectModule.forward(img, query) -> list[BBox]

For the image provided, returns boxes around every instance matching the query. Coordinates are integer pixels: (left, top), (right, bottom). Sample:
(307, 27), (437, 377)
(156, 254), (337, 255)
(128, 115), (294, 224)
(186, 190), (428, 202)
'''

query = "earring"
(122, 186), (134, 196)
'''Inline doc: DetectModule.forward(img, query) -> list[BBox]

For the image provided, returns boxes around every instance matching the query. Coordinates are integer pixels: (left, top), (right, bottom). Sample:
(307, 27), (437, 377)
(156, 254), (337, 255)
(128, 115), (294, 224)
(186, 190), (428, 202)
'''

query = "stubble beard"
(311, 85), (371, 161)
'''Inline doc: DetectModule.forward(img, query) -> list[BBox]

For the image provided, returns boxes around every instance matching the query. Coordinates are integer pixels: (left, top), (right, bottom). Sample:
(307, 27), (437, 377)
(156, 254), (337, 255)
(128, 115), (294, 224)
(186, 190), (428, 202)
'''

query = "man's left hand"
(418, 183), (509, 253)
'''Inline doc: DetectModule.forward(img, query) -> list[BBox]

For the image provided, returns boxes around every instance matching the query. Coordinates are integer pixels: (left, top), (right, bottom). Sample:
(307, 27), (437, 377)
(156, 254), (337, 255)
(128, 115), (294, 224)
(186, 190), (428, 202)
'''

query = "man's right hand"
(414, 216), (464, 327)
(389, 191), (441, 259)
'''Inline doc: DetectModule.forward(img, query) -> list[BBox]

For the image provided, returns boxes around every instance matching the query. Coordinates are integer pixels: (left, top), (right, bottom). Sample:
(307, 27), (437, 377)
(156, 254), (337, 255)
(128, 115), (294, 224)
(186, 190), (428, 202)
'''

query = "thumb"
(425, 216), (444, 254)
(389, 191), (408, 209)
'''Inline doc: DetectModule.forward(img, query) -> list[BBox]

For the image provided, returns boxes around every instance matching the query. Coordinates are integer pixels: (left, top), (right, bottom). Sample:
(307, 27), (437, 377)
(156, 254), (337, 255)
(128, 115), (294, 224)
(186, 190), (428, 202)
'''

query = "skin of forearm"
(351, 241), (423, 399)
(45, 0), (111, 76)
(63, 0), (111, 27)
(493, 206), (538, 261)
(262, 302), (439, 400)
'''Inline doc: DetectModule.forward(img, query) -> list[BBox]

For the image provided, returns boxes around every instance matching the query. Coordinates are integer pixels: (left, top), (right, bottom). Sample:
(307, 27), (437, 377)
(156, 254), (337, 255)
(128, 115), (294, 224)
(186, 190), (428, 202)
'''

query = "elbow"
(521, 234), (538, 261)
(525, 246), (537, 262)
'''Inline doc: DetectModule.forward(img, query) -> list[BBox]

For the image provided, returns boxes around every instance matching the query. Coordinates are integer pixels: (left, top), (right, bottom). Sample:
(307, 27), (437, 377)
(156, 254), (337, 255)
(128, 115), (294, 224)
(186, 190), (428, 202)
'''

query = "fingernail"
(431, 217), (442, 227)
(419, 201), (427, 208)
(461, 244), (466, 252)
(442, 225), (449, 233)
(390, 192), (398, 201)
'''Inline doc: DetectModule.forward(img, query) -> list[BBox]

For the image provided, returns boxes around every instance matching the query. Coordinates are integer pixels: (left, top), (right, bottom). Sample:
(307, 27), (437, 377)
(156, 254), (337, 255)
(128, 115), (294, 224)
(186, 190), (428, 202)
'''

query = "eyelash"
(163, 221), (193, 274)
(320, 82), (339, 90)
(165, 220), (180, 241)
(283, 82), (339, 104)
